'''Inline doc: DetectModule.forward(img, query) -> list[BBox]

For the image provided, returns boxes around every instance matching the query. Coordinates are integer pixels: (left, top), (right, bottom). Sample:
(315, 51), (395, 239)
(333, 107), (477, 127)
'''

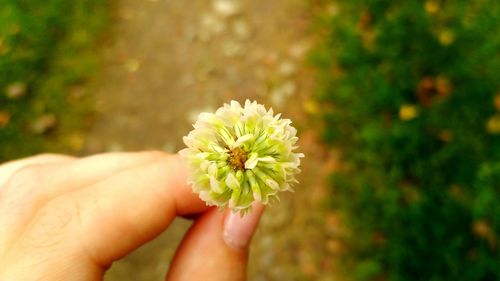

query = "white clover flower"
(179, 100), (304, 214)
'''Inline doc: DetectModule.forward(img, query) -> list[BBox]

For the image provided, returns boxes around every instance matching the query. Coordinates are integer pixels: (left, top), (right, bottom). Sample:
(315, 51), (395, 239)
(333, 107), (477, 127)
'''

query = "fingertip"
(167, 204), (265, 281)
(223, 203), (265, 250)
(167, 207), (248, 281)
(164, 153), (209, 216)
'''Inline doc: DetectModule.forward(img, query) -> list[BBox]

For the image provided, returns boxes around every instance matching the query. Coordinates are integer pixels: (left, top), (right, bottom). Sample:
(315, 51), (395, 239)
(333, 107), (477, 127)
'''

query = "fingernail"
(223, 202), (265, 249)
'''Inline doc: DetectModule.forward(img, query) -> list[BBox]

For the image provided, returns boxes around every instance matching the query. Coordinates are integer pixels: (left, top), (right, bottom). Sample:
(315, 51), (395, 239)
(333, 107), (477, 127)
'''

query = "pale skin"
(0, 151), (264, 280)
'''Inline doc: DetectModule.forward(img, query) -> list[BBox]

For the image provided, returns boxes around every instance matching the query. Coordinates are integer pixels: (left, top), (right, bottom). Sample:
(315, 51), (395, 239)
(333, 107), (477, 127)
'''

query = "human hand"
(0, 152), (264, 280)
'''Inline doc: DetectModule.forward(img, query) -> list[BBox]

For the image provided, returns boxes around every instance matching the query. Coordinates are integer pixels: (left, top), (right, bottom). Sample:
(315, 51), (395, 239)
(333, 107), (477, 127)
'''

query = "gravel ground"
(83, 0), (342, 280)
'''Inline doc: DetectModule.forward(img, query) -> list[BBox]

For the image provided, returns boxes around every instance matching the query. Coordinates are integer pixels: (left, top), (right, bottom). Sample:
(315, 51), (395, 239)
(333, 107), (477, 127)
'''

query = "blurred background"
(0, 0), (498, 280)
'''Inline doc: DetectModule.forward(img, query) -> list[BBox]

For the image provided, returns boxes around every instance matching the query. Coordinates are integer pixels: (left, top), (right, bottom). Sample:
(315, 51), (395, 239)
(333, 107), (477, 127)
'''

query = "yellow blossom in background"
(425, 1), (440, 14)
(399, 104), (419, 121)
(486, 114), (500, 134)
(438, 29), (455, 46)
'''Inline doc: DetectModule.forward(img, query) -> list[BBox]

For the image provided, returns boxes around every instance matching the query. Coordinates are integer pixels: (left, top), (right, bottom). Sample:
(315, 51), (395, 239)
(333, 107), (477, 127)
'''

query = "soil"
(83, 0), (342, 280)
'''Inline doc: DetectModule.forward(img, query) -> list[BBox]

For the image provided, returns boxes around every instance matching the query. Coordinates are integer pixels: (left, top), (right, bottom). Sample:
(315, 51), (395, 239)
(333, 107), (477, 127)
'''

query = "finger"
(0, 151), (166, 211)
(0, 152), (168, 247)
(166, 203), (265, 281)
(2, 151), (168, 194)
(56, 151), (168, 187)
(68, 154), (208, 267)
(0, 154), (74, 187)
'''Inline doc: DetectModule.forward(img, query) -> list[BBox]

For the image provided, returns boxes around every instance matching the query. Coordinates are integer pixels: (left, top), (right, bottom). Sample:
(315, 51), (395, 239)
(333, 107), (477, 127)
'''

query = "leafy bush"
(0, 0), (108, 161)
(313, 0), (499, 280)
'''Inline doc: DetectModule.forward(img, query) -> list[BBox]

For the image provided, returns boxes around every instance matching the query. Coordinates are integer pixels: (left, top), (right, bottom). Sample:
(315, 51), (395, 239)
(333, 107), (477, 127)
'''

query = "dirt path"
(84, 0), (340, 280)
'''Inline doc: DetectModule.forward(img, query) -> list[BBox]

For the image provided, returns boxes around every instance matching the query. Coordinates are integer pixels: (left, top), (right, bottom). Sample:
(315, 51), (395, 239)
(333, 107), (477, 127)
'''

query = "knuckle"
(0, 164), (48, 211)
(37, 196), (76, 232)
(18, 195), (77, 250)
(7, 164), (47, 187)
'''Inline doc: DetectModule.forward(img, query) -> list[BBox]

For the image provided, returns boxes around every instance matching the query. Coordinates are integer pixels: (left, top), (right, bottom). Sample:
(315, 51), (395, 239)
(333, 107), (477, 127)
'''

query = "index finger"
(59, 154), (208, 267)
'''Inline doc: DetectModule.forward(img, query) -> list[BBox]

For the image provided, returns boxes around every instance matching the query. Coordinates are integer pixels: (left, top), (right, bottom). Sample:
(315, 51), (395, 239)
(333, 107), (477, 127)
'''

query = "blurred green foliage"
(313, 0), (499, 280)
(0, 0), (108, 161)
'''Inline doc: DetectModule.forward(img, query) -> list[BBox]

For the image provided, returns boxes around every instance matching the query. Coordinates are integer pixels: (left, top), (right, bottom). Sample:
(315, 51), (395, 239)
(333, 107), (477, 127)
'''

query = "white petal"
(218, 127), (235, 147)
(265, 179), (280, 190)
(229, 187), (241, 207)
(234, 121), (245, 138)
(210, 176), (224, 193)
(225, 172), (240, 190)
(257, 156), (276, 163)
(232, 134), (253, 148)
(246, 170), (262, 201)
(178, 148), (194, 158)
(208, 162), (218, 177)
(230, 100), (243, 111)
(200, 160), (210, 171)
(211, 143), (227, 153)
(244, 152), (259, 169)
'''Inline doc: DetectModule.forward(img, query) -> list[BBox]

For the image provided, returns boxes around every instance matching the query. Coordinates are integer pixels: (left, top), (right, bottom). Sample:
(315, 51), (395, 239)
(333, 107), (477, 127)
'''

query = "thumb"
(166, 203), (265, 281)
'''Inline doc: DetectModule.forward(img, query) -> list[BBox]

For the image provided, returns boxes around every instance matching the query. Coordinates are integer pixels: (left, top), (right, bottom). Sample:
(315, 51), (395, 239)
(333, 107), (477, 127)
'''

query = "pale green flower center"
(228, 147), (248, 171)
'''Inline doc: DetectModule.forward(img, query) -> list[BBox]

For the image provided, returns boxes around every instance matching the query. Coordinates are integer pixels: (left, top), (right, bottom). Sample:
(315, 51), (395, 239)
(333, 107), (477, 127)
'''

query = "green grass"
(313, 0), (500, 280)
(0, 0), (109, 161)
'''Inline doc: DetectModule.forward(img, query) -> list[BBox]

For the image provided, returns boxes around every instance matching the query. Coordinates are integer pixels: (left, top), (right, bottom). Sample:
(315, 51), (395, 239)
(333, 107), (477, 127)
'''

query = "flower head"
(180, 100), (303, 214)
